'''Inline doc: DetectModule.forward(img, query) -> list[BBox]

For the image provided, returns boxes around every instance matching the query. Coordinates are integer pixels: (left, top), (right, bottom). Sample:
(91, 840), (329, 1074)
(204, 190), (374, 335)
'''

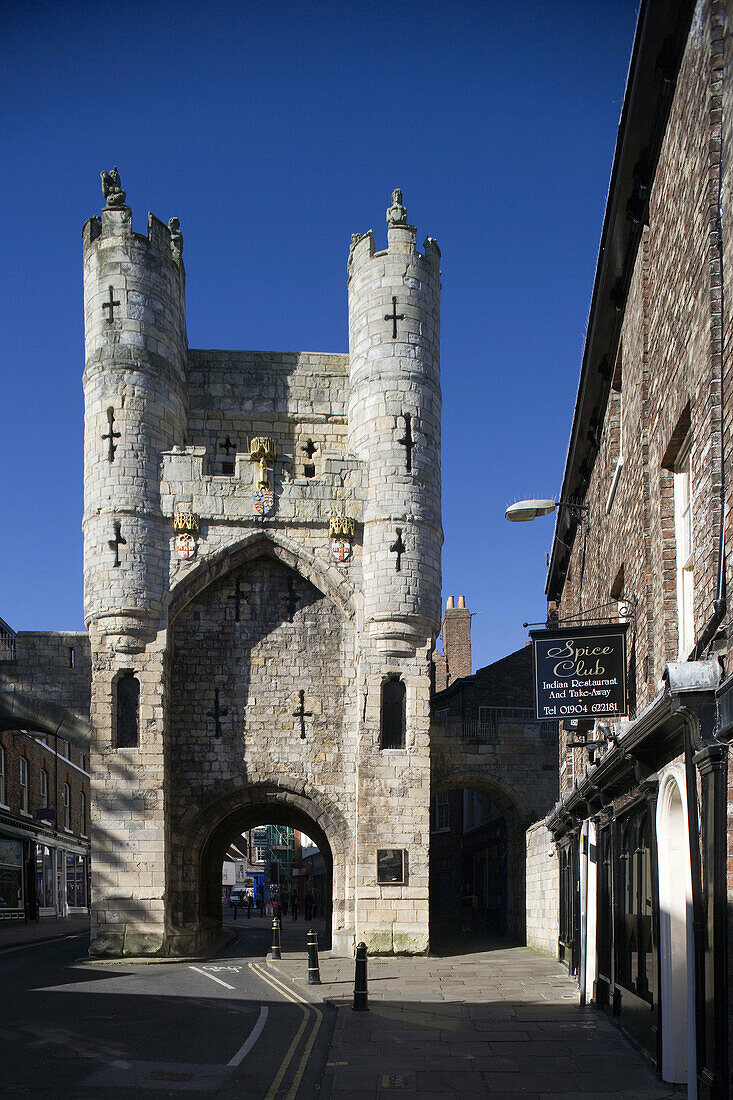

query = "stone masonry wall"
(525, 821), (559, 958)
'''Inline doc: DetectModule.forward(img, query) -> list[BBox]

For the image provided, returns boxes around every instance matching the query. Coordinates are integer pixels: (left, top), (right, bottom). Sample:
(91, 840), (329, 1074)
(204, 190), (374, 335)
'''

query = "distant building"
(0, 620), (91, 922)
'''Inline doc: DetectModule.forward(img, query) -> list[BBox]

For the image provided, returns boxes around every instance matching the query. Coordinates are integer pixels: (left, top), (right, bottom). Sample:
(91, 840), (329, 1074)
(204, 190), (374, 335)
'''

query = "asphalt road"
(0, 923), (335, 1098)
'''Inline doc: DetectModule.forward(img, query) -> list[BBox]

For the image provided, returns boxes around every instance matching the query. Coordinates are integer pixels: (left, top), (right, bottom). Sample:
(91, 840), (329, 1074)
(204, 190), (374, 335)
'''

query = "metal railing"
(455, 708), (558, 744)
(0, 617), (16, 661)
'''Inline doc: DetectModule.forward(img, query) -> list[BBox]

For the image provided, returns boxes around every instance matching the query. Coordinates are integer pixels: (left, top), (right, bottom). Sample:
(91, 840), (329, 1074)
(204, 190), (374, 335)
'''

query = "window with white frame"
(80, 791), (87, 836)
(63, 783), (71, 830)
(19, 758), (28, 813)
(433, 791), (450, 831)
(40, 767), (48, 807)
(0, 746), (5, 805)
(674, 437), (695, 658)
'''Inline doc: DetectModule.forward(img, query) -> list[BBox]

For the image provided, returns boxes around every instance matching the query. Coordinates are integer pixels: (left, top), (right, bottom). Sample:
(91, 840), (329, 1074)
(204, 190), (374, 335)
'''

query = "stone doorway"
(168, 785), (347, 957)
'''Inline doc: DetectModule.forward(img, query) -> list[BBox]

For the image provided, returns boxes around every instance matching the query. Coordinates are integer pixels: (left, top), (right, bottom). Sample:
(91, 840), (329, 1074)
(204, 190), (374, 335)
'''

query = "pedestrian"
(281, 893), (289, 918)
(304, 890), (313, 921)
(291, 895), (299, 921)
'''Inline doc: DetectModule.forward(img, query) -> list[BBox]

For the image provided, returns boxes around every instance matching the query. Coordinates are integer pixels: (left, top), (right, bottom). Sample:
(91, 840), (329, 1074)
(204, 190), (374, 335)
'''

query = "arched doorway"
(168, 780), (352, 956)
(656, 767), (695, 1089)
(428, 778), (527, 949)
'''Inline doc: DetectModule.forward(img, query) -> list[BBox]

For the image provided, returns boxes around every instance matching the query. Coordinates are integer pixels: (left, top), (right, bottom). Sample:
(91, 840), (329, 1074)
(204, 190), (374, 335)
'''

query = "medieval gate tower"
(82, 174), (442, 957)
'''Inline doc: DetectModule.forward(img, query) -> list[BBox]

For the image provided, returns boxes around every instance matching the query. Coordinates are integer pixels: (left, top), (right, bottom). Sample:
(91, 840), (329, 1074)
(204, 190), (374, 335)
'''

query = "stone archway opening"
(202, 800), (334, 949)
(429, 779), (527, 952)
(168, 781), (352, 958)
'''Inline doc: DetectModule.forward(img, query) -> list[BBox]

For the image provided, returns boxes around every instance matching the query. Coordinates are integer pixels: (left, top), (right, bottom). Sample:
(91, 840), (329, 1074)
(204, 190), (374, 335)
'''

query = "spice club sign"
(529, 622), (629, 721)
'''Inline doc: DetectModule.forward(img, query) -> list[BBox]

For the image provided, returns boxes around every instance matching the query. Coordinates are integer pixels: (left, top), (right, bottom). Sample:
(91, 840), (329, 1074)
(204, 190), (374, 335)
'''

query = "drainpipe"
(690, 96), (727, 661)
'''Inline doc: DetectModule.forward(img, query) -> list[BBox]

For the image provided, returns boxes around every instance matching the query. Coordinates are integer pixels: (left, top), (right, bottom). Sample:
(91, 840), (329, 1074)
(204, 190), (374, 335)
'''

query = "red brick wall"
(556, 0), (728, 796)
(0, 730), (89, 839)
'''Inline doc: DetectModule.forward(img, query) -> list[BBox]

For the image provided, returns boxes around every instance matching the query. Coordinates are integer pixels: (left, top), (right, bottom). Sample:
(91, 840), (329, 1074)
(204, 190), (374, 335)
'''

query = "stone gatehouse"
(76, 178), (442, 957)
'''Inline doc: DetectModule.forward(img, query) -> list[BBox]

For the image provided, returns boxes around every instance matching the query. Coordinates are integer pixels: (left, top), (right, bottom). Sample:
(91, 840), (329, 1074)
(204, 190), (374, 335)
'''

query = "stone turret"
(82, 173), (188, 647)
(347, 191), (442, 954)
(82, 172), (188, 957)
(347, 189), (442, 657)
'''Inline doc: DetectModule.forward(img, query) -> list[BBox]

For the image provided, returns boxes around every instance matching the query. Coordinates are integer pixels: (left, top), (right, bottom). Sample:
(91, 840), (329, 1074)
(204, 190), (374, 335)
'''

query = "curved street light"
(504, 498), (589, 524)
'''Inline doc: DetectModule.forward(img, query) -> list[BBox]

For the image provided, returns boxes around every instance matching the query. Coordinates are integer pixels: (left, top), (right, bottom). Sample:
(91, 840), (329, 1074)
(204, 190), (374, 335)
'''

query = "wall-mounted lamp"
(504, 499), (589, 524)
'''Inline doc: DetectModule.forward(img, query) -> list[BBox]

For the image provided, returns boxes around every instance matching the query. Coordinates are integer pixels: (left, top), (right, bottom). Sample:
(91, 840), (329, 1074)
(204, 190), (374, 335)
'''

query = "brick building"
(0, 621), (91, 921)
(522, 1), (731, 1095)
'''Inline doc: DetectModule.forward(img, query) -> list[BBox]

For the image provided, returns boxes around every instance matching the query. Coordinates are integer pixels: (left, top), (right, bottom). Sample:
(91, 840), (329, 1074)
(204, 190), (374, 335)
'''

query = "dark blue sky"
(1, 0), (638, 668)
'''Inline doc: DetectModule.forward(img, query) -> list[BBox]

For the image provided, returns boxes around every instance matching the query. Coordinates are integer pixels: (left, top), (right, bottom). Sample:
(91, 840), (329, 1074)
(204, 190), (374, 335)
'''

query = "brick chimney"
(442, 595), (472, 684)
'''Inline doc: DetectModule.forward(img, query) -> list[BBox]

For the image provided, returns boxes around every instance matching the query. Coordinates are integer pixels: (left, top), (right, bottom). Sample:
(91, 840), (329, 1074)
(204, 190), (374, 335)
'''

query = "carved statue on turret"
(386, 188), (407, 227)
(168, 217), (183, 255)
(100, 167), (127, 208)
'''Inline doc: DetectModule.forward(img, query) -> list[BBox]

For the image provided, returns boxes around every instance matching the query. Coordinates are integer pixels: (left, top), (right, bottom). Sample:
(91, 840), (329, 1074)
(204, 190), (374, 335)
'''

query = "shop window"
(616, 808), (655, 1003)
(116, 672), (140, 748)
(35, 844), (55, 909)
(63, 783), (71, 830)
(66, 852), (87, 908)
(380, 676), (405, 749)
(0, 745), (5, 805)
(40, 767), (48, 807)
(19, 757), (28, 813)
(0, 838), (23, 911)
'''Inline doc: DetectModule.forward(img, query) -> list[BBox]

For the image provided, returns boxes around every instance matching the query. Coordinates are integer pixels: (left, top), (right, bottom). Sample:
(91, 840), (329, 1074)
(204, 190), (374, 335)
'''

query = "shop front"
(35, 842), (90, 918)
(0, 836), (25, 921)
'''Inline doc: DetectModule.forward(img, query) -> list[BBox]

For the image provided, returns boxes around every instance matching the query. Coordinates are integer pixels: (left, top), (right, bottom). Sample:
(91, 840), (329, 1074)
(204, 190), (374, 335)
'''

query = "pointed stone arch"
(431, 766), (530, 826)
(167, 529), (355, 625)
(168, 777), (354, 956)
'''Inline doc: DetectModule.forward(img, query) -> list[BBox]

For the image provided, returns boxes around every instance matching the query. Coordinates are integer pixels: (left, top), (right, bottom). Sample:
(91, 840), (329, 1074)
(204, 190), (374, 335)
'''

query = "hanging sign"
(529, 622), (629, 721)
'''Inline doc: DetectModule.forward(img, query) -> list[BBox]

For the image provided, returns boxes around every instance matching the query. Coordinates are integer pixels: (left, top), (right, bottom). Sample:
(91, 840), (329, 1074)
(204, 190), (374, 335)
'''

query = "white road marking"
(188, 965), (235, 990)
(203, 964), (242, 973)
(227, 1005), (269, 1066)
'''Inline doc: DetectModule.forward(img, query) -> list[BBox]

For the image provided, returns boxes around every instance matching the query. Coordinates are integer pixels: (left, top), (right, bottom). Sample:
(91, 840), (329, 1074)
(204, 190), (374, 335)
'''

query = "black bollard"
(307, 928), (321, 985)
(353, 941), (368, 1011)
(271, 916), (282, 960)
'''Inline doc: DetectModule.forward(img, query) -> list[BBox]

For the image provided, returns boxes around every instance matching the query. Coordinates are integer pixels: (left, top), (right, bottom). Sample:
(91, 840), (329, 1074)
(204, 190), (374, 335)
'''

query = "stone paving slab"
(268, 943), (677, 1098)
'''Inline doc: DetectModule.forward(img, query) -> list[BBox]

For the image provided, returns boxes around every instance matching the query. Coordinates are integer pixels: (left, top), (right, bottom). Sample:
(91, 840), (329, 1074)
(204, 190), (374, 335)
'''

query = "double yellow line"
(250, 961), (323, 1100)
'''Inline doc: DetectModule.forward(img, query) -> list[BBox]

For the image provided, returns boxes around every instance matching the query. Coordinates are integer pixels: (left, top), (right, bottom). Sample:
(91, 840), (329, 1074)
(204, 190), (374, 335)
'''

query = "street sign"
(530, 622), (629, 721)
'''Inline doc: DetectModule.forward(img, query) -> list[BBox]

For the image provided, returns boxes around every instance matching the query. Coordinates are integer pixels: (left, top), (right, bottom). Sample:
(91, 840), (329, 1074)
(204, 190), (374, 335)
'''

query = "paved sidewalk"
(268, 941), (677, 1099)
(0, 915), (90, 950)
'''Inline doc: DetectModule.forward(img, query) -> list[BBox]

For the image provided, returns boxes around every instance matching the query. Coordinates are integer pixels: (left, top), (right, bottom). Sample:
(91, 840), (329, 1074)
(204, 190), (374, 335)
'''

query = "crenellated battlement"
(348, 190), (440, 281)
(82, 206), (184, 270)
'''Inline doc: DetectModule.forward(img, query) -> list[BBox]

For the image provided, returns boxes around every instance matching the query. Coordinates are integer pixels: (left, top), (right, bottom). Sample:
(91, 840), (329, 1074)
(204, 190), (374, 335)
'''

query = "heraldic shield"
(253, 487), (275, 516)
(329, 514), (355, 564)
(173, 510), (200, 560)
(175, 533), (197, 560)
(331, 537), (352, 562)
